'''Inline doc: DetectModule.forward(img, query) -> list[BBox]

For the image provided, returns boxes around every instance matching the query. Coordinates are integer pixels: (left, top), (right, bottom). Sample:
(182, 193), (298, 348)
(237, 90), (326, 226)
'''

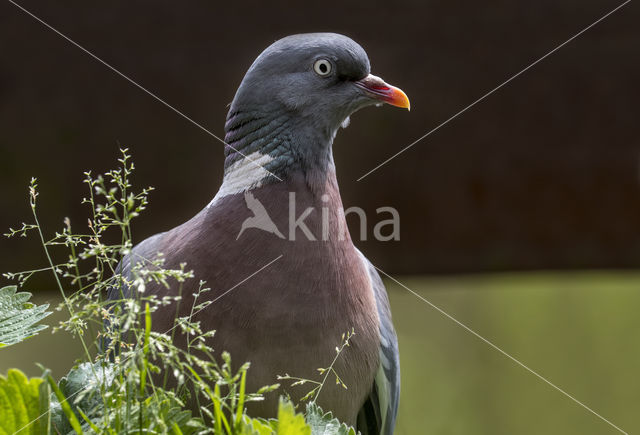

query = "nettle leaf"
(0, 369), (50, 435)
(0, 286), (51, 348)
(276, 398), (311, 435)
(50, 362), (115, 433)
(238, 415), (276, 435)
(305, 403), (358, 435)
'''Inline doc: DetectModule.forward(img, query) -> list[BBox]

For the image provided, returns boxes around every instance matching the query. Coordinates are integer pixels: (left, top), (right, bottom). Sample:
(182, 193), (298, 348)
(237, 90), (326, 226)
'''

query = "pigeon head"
(221, 33), (409, 190)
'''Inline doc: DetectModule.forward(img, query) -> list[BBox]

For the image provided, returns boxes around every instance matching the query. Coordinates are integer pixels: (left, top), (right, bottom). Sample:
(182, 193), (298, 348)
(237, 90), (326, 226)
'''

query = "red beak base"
(355, 74), (410, 110)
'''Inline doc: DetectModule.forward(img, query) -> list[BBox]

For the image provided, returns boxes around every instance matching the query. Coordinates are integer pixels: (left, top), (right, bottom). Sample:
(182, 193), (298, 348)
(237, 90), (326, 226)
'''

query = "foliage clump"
(0, 149), (359, 434)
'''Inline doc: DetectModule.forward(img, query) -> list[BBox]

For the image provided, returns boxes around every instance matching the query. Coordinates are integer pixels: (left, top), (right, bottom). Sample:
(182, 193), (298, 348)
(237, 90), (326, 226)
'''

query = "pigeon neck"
(217, 109), (336, 197)
(222, 109), (291, 172)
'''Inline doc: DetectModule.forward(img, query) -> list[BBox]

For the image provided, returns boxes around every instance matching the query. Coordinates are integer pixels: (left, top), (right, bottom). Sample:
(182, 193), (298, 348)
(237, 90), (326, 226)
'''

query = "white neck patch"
(208, 151), (275, 208)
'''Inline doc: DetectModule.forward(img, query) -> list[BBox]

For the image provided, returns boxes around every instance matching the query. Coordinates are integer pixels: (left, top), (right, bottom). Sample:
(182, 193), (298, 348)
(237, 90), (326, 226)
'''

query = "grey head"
(222, 33), (409, 187)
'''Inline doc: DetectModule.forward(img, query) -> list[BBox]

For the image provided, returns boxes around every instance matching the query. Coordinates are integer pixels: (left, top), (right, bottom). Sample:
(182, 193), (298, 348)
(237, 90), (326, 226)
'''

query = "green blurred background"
(3, 272), (638, 433)
(1, 0), (638, 433)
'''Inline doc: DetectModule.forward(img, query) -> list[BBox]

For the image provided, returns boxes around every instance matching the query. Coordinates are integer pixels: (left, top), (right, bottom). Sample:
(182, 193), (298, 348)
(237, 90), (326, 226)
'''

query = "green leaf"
(50, 362), (115, 433)
(37, 377), (51, 434)
(276, 398), (311, 435)
(237, 415), (276, 435)
(0, 369), (48, 435)
(305, 403), (358, 435)
(0, 286), (51, 348)
(47, 373), (84, 434)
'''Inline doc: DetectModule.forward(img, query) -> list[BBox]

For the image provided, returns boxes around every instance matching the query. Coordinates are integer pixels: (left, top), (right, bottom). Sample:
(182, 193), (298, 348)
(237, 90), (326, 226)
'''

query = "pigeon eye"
(313, 59), (332, 76)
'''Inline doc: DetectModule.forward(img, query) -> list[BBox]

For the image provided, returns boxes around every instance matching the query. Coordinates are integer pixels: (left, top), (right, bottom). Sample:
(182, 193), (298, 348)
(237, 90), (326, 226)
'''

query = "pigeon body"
(236, 191), (285, 239)
(109, 33), (407, 433)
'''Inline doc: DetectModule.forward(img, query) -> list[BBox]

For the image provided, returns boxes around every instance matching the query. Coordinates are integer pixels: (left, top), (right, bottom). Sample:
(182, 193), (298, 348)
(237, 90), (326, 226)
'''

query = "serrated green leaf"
(47, 373), (84, 434)
(237, 415), (275, 435)
(50, 362), (115, 433)
(305, 403), (358, 435)
(276, 398), (311, 435)
(0, 369), (47, 435)
(0, 286), (51, 348)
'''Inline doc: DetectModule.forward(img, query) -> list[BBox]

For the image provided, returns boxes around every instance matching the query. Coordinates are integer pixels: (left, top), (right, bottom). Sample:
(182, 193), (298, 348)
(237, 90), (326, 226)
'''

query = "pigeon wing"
(356, 250), (400, 435)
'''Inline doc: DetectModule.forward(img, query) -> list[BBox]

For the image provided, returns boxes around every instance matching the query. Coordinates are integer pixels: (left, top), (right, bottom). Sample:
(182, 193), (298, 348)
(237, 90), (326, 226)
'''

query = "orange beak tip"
(355, 74), (410, 111)
(392, 86), (411, 111)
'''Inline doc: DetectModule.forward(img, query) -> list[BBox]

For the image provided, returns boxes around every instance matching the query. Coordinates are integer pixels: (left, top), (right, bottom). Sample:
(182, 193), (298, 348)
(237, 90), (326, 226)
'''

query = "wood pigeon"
(109, 33), (409, 434)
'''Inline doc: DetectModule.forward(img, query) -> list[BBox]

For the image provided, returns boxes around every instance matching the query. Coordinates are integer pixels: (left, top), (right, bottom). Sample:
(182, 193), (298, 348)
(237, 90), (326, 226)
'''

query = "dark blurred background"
(1, 0), (638, 277)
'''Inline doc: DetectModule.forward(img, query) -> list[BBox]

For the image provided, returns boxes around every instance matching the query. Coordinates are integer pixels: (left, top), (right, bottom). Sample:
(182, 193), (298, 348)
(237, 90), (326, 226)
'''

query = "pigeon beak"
(355, 74), (411, 110)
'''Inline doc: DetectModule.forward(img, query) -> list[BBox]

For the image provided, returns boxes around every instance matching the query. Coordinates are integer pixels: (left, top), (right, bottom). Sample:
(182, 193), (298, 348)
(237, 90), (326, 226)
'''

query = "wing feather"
(356, 250), (400, 435)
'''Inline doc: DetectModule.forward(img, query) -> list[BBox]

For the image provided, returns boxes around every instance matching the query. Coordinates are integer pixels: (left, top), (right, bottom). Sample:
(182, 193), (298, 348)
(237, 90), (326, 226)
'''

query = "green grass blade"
(235, 369), (247, 427)
(77, 407), (100, 433)
(139, 302), (151, 396)
(171, 421), (184, 435)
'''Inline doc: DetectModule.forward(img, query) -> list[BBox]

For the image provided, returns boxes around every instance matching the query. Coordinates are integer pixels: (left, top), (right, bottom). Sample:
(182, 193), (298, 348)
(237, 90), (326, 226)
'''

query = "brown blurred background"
(2, 3), (639, 434)
(1, 0), (638, 276)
